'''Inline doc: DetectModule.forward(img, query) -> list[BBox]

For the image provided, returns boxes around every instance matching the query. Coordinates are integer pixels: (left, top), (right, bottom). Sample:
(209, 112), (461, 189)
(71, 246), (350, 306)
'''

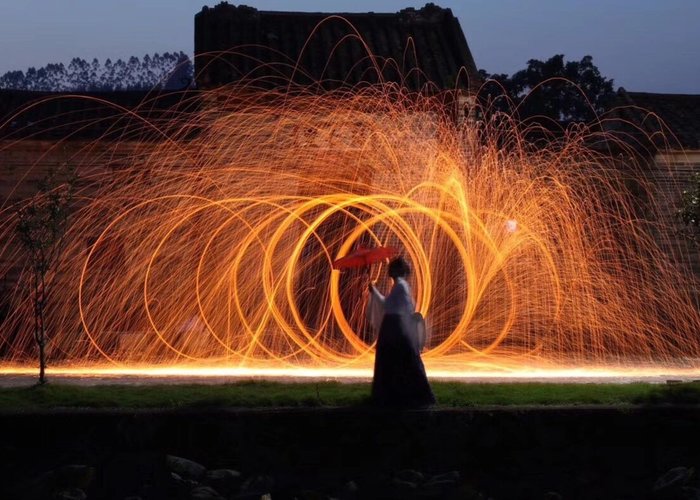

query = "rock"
(190, 485), (225, 500)
(654, 466), (694, 497)
(543, 492), (564, 500)
(168, 471), (192, 497)
(429, 471), (460, 483)
(343, 480), (359, 493)
(421, 479), (459, 493)
(204, 468), (242, 494)
(391, 478), (418, 490)
(240, 474), (275, 494)
(395, 469), (425, 484)
(205, 468), (241, 481)
(54, 488), (87, 500)
(418, 471), (461, 496)
(19, 464), (94, 500)
(170, 472), (201, 491)
(334, 480), (358, 500)
(229, 493), (271, 500)
(166, 455), (207, 480)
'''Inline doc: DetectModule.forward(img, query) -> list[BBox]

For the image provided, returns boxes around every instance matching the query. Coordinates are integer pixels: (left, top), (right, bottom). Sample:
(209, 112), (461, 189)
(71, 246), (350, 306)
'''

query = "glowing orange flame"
(1, 80), (699, 376)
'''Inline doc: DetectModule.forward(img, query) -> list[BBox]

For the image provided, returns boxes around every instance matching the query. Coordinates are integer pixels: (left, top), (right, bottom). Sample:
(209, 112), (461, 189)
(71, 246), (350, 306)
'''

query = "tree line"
(1, 52), (616, 123)
(0, 51), (194, 92)
(478, 54), (616, 123)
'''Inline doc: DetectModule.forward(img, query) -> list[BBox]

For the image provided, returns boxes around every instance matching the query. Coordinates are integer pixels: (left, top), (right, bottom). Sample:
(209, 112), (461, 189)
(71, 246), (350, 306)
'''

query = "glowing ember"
(1, 78), (699, 377)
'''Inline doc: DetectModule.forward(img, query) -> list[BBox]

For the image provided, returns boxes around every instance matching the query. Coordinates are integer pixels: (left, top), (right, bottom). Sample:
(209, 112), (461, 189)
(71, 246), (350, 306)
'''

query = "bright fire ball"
(505, 219), (518, 232)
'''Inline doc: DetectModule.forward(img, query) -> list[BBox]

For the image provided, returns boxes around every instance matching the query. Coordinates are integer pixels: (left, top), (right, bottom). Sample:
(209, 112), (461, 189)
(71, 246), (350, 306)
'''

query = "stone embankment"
(1, 406), (699, 499)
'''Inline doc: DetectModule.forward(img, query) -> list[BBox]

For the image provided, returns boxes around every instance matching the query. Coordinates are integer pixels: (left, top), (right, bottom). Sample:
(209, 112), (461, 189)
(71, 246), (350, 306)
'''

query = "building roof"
(614, 88), (700, 151)
(194, 2), (481, 91)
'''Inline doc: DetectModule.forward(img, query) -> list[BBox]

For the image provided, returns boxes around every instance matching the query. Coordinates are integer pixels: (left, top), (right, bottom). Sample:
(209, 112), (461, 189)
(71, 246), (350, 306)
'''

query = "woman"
(368, 256), (435, 407)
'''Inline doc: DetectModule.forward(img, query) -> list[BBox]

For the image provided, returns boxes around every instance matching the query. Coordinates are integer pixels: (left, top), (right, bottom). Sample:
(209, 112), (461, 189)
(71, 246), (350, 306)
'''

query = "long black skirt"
(371, 313), (436, 407)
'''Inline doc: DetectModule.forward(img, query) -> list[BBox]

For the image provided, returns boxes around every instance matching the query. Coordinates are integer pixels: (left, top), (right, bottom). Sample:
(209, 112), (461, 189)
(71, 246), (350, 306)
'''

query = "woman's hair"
(388, 256), (411, 278)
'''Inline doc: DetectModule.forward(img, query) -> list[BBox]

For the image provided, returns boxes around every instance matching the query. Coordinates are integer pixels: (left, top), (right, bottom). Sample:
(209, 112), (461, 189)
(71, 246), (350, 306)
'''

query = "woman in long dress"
(368, 257), (435, 407)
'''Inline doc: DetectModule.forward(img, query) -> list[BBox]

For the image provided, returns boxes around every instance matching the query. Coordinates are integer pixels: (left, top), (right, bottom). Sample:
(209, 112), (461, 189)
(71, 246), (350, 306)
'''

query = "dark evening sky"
(3, 0), (699, 94)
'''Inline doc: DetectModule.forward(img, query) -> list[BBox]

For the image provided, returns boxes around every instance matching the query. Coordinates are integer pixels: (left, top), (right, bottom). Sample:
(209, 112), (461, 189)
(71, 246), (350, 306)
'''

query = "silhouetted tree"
(16, 165), (77, 384)
(0, 52), (193, 92)
(479, 54), (615, 123)
(678, 172), (700, 246)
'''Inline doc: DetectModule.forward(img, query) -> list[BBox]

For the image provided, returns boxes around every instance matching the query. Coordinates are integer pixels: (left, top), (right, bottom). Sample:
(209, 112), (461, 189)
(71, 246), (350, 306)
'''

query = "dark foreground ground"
(1, 405), (699, 500)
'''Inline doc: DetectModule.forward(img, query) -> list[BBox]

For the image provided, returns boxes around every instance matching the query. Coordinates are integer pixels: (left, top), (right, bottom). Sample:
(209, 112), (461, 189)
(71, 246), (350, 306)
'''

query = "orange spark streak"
(1, 74), (699, 378)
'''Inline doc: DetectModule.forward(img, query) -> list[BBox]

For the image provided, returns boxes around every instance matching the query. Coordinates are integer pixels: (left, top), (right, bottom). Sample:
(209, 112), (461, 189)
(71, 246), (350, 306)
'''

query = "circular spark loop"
(1, 82), (699, 373)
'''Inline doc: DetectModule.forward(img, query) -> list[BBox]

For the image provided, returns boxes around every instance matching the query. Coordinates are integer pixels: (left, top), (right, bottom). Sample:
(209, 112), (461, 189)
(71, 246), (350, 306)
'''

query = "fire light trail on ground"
(2, 364), (700, 385)
(1, 71), (699, 379)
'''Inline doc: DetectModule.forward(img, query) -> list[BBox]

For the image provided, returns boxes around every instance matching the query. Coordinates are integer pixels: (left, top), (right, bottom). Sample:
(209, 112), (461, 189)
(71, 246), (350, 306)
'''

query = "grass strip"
(0, 381), (698, 410)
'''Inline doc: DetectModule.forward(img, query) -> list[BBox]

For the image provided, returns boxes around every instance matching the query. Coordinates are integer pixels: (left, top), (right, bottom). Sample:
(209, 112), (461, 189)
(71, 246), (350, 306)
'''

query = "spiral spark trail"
(1, 79), (699, 378)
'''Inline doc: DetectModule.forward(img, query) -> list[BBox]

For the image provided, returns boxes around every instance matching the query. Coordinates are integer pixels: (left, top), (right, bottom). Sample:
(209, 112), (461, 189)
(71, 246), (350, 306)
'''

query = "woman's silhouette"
(368, 256), (435, 407)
